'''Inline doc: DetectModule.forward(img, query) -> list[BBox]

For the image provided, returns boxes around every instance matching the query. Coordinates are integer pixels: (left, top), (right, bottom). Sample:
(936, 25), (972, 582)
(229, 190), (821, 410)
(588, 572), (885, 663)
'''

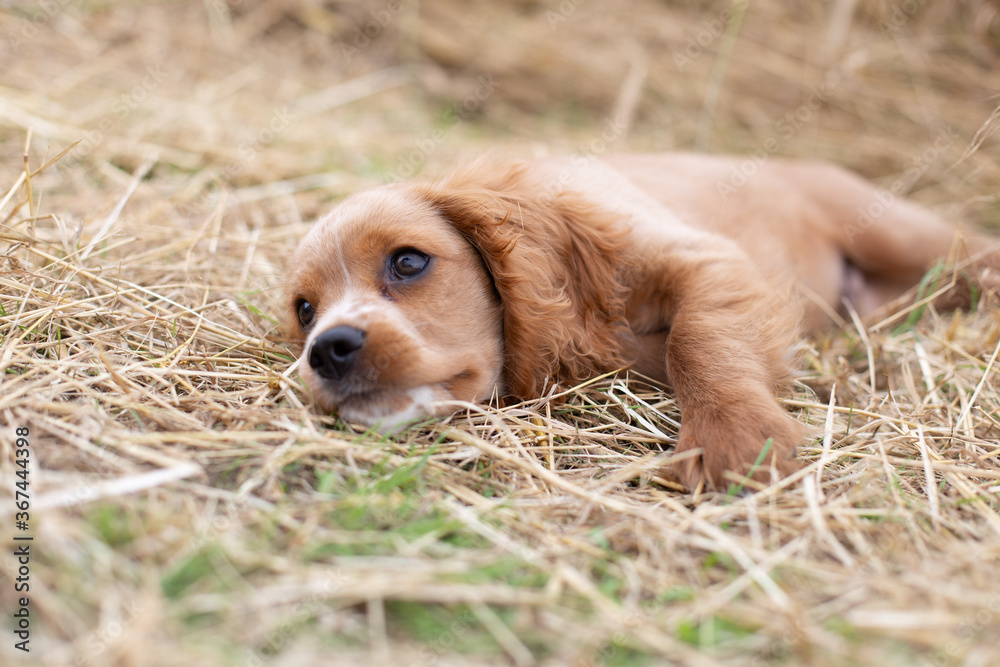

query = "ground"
(1, 0), (1000, 665)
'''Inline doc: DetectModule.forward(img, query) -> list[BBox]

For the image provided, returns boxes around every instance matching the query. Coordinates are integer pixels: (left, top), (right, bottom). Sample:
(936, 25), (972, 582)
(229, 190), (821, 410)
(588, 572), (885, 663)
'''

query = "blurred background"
(3, 1), (1000, 665)
(3, 0), (999, 265)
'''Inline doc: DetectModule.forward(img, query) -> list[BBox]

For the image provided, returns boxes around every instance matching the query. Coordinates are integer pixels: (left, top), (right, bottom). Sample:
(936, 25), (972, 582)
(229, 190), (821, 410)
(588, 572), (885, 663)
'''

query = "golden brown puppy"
(285, 153), (997, 490)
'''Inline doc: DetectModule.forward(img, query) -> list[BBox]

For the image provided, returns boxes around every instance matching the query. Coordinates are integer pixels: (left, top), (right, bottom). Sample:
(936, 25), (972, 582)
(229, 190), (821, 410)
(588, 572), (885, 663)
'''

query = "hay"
(2, 0), (1000, 664)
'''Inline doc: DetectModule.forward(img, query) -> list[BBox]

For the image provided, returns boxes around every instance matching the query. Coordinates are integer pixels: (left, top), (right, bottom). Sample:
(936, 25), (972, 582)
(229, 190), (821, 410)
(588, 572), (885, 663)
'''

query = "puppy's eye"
(389, 249), (429, 280)
(296, 299), (316, 329)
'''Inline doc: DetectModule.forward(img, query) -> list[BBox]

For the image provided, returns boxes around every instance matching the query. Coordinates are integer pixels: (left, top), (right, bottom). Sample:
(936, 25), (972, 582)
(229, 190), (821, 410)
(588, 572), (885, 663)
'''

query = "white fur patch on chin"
(339, 386), (440, 434)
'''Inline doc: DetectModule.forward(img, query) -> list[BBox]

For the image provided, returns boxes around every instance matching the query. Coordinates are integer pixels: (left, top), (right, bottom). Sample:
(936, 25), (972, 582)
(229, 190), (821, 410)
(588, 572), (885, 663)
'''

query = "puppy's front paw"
(668, 402), (804, 492)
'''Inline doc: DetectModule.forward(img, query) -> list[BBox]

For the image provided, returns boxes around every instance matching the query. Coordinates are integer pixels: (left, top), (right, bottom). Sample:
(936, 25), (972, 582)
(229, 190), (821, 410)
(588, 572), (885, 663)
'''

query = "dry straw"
(1, 0), (1000, 665)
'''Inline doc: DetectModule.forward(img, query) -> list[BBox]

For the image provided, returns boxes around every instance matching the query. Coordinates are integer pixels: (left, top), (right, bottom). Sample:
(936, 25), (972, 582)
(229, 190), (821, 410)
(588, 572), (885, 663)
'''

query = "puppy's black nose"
(309, 326), (366, 380)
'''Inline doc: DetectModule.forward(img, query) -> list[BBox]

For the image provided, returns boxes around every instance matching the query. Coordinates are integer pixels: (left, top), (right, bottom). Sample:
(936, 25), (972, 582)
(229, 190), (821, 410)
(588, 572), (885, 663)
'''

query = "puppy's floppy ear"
(412, 162), (635, 398)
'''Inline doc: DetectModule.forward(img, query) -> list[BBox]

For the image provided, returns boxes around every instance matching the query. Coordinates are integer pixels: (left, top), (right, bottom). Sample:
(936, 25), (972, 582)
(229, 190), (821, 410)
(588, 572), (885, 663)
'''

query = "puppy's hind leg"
(782, 162), (1000, 313)
(842, 200), (1000, 314)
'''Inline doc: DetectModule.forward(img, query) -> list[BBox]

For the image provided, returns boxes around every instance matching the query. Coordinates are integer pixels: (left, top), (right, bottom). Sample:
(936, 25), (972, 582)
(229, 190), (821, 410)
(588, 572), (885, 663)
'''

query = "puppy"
(285, 153), (996, 490)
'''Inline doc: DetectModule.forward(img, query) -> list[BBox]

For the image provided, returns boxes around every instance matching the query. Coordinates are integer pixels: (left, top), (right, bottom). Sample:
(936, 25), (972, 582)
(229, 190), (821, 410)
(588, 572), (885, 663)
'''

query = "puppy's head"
(286, 163), (633, 431)
(285, 186), (504, 431)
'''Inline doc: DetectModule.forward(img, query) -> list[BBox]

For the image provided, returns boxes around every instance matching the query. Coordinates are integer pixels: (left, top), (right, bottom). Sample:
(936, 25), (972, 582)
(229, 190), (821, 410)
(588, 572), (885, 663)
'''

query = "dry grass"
(2, 0), (1000, 665)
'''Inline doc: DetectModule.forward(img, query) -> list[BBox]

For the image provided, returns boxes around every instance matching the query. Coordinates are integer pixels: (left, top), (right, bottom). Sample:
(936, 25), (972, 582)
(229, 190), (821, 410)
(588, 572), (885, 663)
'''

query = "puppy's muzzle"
(309, 325), (366, 380)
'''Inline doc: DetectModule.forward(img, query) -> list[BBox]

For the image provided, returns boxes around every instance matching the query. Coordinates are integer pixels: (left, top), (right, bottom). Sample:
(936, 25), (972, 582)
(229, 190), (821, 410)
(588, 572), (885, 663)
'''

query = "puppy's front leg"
(653, 244), (804, 491)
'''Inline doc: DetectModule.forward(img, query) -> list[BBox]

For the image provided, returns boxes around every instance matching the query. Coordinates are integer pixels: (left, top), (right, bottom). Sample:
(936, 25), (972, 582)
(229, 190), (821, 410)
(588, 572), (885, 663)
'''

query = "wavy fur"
(413, 162), (637, 398)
